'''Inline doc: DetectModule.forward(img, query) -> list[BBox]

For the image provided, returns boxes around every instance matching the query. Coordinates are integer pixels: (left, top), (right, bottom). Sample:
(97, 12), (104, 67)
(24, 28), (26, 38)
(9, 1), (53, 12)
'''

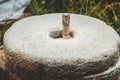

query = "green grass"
(26, 0), (120, 34)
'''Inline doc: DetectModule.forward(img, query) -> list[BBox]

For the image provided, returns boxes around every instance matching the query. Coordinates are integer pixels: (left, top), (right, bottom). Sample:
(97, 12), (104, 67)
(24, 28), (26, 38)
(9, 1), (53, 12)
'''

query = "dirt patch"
(118, 76), (120, 80)
(0, 46), (7, 69)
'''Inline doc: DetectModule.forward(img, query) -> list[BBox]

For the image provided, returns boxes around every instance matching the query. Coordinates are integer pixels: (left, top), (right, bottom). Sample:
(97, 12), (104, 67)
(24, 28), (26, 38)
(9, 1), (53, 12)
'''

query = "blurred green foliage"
(25, 0), (120, 34)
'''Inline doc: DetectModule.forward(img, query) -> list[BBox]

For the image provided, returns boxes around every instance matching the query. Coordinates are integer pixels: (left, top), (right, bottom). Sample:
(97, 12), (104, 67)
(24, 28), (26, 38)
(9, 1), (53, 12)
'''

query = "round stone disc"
(3, 13), (120, 80)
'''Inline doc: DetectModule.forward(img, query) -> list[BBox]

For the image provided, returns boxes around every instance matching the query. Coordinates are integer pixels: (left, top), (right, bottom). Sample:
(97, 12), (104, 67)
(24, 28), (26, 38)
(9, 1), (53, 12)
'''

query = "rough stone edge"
(4, 50), (120, 80)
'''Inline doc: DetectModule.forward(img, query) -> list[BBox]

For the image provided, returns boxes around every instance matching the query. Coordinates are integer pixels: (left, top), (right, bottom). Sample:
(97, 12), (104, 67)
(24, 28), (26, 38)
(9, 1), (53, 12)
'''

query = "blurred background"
(1, 0), (120, 45)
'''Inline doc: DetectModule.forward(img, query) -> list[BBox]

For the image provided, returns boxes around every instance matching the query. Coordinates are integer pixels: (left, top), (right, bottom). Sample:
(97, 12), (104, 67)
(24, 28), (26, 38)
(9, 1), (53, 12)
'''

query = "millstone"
(3, 13), (120, 80)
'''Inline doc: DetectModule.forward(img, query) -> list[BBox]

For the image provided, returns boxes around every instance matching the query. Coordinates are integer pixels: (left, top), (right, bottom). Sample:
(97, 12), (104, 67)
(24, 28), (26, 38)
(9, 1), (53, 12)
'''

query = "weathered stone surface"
(3, 13), (120, 80)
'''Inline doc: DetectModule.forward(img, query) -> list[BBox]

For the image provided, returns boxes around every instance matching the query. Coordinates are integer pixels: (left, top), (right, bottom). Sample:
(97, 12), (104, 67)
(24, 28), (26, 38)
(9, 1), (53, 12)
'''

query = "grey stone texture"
(3, 13), (120, 80)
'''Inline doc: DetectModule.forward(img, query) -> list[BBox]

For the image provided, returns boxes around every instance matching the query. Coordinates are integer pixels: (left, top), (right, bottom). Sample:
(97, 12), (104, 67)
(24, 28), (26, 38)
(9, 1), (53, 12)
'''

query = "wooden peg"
(62, 14), (71, 39)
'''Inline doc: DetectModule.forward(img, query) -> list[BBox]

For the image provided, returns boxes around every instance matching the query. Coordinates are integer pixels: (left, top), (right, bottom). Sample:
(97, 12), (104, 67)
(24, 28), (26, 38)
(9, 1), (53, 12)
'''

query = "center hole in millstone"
(49, 30), (74, 39)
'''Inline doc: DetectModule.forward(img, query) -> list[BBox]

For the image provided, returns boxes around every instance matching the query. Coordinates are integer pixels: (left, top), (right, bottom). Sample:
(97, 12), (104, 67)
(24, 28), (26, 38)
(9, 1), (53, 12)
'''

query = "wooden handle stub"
(62, 14), (71, 39)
